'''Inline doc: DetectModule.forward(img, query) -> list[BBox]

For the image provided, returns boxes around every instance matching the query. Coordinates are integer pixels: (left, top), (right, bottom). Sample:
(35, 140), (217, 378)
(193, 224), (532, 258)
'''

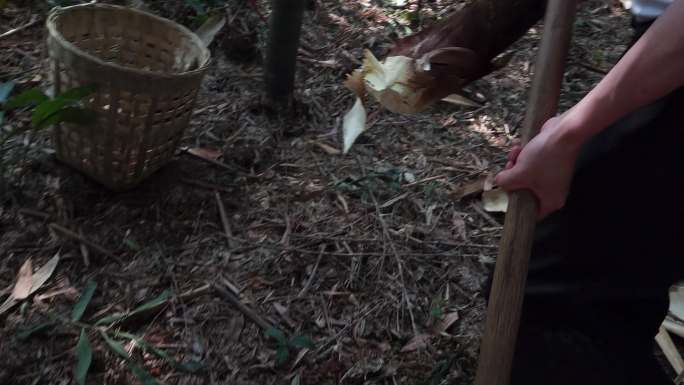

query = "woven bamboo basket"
(46, 4), (210, 190)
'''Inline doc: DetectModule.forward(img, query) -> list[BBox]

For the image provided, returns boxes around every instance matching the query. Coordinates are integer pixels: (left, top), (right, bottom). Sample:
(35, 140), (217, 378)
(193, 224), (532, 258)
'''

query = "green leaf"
(32, 98), (70, 126)
(288, 335), (314, 349)
(37, 107), (97, 129)
(95, 289), (171, 326)
(95, 312), (126, 326)
(0, 111), (4, 127)
(58, 86), (96, 101)
(5, 88), (49, 109)
(430, 297), (445, 319)
(71, 280), (97, 322)
(17, 321), (57, 341)
(127, 361), (159, 385)
(74, 329), (92, 385)
(275, 346), (289, 366)
(265, 327), (287, 345)
(430, 305), (444, 320)
(0, 81), (15, 104)
(124, 238), (141, 251)
(102, 331), (162, 385)
(101, 331), (130, 359)
(115, 331), (203, 373)
(130, 289), (172, 314)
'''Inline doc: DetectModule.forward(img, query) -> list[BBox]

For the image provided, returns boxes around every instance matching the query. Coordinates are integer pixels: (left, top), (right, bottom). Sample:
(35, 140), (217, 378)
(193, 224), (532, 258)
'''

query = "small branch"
(212, 282), (275, 332)
(371, 191), (418, 336)
(180, 147), (236, 173)
(402, 174), (447, 188)
(298, 244), (325, 298)
(469, 202), (502, 228)
(179, 148), (261, 180)
(18, 208), (51, 221)
(0, 16), (40, 40)
(278, 245), (471, 258)
(279, 213), (292, 246)
(278, 244), (470, 258)
(288, 234), (498, 249)
(49, 223), (124, 265)
(214, 191), (234, 249)
(569, 60), (608, 75)
(111, 284), (212, 328)
(181, 178), (237, 195)
(78, 227), (90, 268)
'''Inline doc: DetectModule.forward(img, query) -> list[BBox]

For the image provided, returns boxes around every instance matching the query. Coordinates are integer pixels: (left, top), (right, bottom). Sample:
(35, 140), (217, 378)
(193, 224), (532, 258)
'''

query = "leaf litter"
(0, 1), (631, 384)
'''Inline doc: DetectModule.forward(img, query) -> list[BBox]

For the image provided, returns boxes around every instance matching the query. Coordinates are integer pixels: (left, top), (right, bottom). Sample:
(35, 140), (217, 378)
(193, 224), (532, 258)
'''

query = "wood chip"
(451, 177), (487, 201)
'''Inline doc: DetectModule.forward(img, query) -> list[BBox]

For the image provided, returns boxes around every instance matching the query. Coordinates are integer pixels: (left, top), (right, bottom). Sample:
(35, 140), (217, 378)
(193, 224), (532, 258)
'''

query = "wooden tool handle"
(473, 1), (577, 385)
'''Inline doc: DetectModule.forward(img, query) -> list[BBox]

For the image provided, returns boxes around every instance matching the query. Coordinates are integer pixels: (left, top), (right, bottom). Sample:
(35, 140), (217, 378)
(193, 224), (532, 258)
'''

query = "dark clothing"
(509, 20), (683, 385)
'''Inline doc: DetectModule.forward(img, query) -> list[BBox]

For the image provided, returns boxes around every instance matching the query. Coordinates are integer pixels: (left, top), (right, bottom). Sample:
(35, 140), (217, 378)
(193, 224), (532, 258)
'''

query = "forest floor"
(0, 1), (631, 384)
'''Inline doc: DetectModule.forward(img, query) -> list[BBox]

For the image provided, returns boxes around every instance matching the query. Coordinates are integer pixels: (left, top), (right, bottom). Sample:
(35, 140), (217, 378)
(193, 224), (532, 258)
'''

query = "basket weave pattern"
(46, 4), (210, 189)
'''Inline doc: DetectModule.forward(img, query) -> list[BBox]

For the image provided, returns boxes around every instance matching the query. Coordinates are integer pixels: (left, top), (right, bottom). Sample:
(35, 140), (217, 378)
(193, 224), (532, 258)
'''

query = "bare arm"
(562, 0), (684, 150)
(496, 1), (684, 217)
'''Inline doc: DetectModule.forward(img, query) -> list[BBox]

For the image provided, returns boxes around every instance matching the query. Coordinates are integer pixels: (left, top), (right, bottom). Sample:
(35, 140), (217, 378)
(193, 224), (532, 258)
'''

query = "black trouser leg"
(509, 85), (684, 385)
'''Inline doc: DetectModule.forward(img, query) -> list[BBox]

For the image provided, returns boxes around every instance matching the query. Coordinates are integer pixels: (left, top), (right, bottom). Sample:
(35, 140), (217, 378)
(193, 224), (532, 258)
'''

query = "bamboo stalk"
(473, 1), (578, 384)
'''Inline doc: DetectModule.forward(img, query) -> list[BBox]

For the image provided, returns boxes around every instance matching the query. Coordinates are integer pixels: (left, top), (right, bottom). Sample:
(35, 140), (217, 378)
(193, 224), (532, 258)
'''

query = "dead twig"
(18, 208), (51, 221)
(469, 202), (503, 228)
(181, 178), (238, 194)
(280, 213), (292, 246)
(298, 244), (325, 298)
(215, 191), (234, 249)
(402, 174), (447, 187)
(180, 147), (264, 180)
(288, 234), (498, 249)
(278, 244), (470, 258)
(78, 227), (90, 268)
(570, 60), (608, 75)
(49, 223), (124, 265)
(115, 284), (212, 328)
(0, 16), (41, 40)
(371, 190), (418, 336)
(212, 282), (275, 332)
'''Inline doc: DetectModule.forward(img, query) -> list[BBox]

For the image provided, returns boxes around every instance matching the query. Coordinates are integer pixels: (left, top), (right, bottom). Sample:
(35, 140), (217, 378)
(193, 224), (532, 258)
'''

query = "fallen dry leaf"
(30, 254), (60, 295)
(311, 141), (340, 155)
(187, 147), (222, 161)
(434, 311), (460, 334)
(483, 174), (496, 191)
(342, 97), (367, 154)
(0, 254), (60, 316)
(441, 93), (481, 108)
(343, 69), (366, 99)
(400, 333), (431, 353)
(12, 258), (33, 300)
(482, 188), (509, 213)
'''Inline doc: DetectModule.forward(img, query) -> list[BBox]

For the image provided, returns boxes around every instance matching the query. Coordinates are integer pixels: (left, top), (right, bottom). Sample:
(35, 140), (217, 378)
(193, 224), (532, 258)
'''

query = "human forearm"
(556, 1), (684, 150)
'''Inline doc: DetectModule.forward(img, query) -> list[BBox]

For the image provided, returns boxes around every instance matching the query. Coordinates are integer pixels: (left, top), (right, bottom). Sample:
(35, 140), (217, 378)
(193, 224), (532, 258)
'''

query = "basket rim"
(46, 3), (211, 80)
